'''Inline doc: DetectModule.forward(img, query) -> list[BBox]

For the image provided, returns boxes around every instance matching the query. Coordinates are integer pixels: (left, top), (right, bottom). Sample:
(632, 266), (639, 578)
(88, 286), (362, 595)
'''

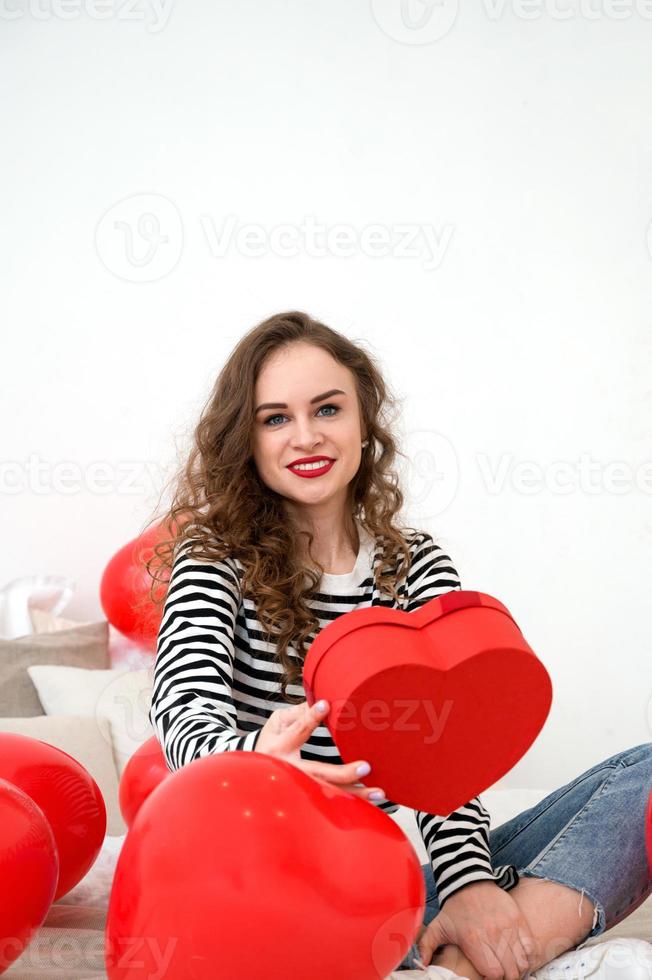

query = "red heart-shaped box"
(303, 590), (553, 813)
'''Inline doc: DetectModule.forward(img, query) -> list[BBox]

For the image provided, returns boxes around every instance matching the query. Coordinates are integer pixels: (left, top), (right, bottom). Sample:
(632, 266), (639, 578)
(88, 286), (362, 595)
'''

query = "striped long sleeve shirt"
(149, 521), (520, 906)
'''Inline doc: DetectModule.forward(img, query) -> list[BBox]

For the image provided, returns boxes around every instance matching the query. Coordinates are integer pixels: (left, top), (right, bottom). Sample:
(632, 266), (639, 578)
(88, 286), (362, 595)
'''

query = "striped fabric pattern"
(149, 526), (519, 906)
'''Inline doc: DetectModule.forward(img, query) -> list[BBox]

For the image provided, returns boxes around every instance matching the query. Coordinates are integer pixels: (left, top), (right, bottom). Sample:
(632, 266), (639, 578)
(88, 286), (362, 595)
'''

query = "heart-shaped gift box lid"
(303, 590), (552, 813)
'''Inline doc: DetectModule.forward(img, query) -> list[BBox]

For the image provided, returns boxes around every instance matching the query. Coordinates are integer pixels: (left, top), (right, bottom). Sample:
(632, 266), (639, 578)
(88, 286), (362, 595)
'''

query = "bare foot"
(431, 945), (482, 980)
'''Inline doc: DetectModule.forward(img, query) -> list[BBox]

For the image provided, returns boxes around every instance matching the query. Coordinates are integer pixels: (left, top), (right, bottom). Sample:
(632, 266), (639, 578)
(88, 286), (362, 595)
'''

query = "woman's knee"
(617, 741), (652, 770)
(613, 742), (652, 812)
(511, 874), (602, 951)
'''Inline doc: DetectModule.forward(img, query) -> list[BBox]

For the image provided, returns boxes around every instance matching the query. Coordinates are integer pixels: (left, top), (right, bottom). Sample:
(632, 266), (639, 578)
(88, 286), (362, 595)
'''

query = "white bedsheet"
(5, 820), (650, 978)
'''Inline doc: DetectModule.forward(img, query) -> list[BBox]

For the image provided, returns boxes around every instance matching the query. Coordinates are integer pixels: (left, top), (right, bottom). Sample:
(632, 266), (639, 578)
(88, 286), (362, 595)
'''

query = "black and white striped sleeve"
(407, 533), (520, 905)
(149, 543), (261, 772)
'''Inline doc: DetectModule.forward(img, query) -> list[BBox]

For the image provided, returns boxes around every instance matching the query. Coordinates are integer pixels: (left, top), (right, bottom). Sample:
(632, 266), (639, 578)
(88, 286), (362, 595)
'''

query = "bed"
(3, 601), (649, 978)
(6, 792), (651, 979)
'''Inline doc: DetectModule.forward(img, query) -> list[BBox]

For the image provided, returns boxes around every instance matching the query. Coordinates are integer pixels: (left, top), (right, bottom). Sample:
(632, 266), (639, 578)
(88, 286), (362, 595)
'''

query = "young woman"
(147, 310), (652, 980)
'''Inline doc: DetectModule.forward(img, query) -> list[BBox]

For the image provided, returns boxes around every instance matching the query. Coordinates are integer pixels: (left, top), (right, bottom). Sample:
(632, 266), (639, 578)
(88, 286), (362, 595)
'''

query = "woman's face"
(250, 342), (366, 515)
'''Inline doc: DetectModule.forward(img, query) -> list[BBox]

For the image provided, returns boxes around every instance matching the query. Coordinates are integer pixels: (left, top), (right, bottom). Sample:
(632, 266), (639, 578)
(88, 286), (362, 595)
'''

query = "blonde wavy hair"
(141, 310), (423, 703)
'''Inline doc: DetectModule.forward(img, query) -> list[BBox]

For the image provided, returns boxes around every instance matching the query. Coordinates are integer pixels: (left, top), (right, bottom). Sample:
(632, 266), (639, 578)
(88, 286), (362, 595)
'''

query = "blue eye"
(263, 404), (341, 427)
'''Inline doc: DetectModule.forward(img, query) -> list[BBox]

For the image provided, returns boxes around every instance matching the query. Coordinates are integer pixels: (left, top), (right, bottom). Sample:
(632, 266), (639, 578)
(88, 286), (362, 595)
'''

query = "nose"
(291, 414), (324, 451)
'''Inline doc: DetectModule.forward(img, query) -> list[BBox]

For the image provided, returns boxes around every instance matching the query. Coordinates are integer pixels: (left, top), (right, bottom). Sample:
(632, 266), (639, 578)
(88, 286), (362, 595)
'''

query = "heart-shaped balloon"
(106, 752), (424, 979)
(0, 734), (106, 900)
(0, 778), (59, 975)
(304, 590), (553, 813)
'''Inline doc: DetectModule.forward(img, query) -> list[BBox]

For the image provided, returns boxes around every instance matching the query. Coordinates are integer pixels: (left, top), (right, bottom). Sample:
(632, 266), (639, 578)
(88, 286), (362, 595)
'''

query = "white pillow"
(27, 664), (154, 776)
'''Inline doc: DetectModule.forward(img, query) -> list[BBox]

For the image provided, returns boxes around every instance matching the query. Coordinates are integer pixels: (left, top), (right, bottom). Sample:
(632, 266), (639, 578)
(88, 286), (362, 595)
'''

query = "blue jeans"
(398, 742), (652, 971)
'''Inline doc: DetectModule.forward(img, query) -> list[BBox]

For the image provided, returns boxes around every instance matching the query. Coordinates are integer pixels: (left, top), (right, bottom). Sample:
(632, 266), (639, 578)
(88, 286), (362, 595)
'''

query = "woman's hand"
(417, 880), (536, 979)
(256, 699), (387, 804)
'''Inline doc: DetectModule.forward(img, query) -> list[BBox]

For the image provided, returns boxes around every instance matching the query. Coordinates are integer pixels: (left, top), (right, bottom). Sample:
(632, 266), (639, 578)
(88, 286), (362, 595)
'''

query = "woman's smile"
(287, 459), (336, 478)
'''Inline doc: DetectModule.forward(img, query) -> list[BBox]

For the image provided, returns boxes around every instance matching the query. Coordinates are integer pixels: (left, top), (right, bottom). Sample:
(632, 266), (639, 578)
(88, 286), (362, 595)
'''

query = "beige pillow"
(0, 621), (109, 717)
(0, 714), (126, 836)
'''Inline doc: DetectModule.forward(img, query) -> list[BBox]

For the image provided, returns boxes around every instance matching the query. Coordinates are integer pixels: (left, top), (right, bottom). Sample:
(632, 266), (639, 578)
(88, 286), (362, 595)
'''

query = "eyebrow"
(255, 388), (347, 414)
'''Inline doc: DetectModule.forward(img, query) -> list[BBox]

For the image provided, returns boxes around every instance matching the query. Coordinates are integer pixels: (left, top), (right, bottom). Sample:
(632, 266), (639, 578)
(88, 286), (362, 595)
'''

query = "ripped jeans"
(397, 742), (652, 971)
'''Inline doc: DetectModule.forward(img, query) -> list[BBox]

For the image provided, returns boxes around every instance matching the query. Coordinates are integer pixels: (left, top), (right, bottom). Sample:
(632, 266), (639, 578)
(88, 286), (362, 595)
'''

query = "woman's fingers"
(302, 757), (370, 786)
(513, 934), (534, 976)
(516, 922), (537, 971)
(474, 940), (505, 979)
(499, 940), (525, 980)
(300, 760), (384, 801)
(272, 701), (385, 802)
(346, 782), (387, 803)
(490, 928), (527, 980)
(308, 772), (386, 802)
(273, 703), (306, 733)
(271, 700), (327, 752)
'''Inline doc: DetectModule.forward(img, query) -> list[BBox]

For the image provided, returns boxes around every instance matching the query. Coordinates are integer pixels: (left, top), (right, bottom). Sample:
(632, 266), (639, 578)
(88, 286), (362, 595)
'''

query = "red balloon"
(118, 736), (170, 827)
(100, 523), (168, 651)
(0, 734), (106, 901)
(0, 778), (59, 975)
(106, 752), (424, 979)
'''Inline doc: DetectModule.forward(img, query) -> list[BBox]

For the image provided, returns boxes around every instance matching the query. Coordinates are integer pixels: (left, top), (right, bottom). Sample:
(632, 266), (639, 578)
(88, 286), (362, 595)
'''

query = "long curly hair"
(141, 310), (424, 703)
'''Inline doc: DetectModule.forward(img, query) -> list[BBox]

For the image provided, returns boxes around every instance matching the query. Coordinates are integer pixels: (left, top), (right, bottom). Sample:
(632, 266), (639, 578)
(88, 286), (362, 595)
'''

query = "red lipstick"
(287, 456), (335, 478)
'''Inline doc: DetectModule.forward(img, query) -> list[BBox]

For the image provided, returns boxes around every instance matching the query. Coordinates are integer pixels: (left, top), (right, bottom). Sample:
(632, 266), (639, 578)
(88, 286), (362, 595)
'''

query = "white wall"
(3, 0), (651, 790)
